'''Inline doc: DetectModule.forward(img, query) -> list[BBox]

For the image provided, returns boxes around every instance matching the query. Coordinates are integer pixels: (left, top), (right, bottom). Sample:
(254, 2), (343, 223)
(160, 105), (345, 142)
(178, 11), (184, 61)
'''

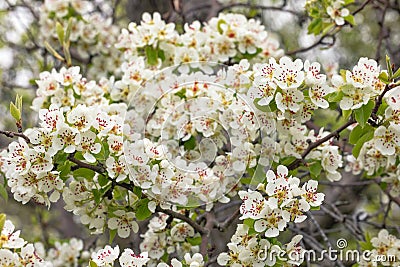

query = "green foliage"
(0, 213), (6, 233)
(354, 100), (374, 128)
(187, 236), (202, 246)
(135, 198), (152, 221)
(10, 94), (23, 121)
(349, 124), (373, 145)
(145, 46), (160, 66)
(352, 130), (374, 158)
(309, 161), (322, 179)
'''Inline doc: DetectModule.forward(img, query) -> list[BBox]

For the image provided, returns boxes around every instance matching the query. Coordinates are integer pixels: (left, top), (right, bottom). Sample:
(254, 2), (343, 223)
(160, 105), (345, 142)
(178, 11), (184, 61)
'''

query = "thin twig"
(287, 119), (355, 170)
(0, 130), (30, 143)
(156, 206), (209, 235)
(67, 153), (105, 174)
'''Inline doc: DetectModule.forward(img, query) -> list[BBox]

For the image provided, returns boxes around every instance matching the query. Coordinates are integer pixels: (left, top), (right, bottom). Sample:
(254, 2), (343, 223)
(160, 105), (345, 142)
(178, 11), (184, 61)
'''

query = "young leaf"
(145, 46), (158, 66)
(109, 229), (117, 244)
(0, 214), (6, 233)
(44, 41), (65, 61)
(0, 184), (8, 203)
(352, 131), (374, 158)
(135, 198), (152, 221)
(386, 55), (393, 79)
(10, 102), (21, 121)
(187, 236), (202, 246)
(378, 72), (389, 84)
(309, 161), (322, 178)
(349, 124), (372, 145)
(56, 22), (64, 45)
(344, 15), (355, 26)
(392, 67), (400, 80)
(354, 100), (374, 128)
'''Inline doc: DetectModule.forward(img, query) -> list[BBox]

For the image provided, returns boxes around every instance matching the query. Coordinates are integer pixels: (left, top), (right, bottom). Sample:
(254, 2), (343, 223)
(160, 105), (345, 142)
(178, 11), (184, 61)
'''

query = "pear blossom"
(119, 249), (150, 267)
(274, 57), (304, 89)
(253, 208), (287, 237)
(91, 245), (120, 266)
(301, 180), (325, 207)
(327, 2), (350, 26)
(309, 84), (335, 108)
(76, 131), (102, 163)
(374, 125), (400, 156)
(0, 220), (26, 249)
(275, 89), (304, 112)
(385, 86), (400, 110)
(108, 210), (139, 238)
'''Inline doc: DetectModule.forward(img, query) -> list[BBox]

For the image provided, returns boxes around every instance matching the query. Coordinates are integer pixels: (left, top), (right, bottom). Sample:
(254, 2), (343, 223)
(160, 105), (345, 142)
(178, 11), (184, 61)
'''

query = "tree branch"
(67, 153), (105, 174)
(155, 206), (209, 235)
(287, 119), (355, 170)
(217, 3), (301, 16)
(0, 130), (30, 143)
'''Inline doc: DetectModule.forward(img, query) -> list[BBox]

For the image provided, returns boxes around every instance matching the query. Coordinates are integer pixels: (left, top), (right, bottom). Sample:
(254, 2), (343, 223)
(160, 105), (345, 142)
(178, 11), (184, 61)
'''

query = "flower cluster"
(38, 0), (122, 79)
(124, 62), (269, 207)
(90, 243), (205, 267)
(331, 57), (385, 110)
(139, 212), (201, 265)
(0, 217), (50, 266)
(305, 0), (354, 35)
(239, 165), (324, 237)
(248, 56), (344, 181)
(217, 224), (304, 266)
(359, 229), (400, 266)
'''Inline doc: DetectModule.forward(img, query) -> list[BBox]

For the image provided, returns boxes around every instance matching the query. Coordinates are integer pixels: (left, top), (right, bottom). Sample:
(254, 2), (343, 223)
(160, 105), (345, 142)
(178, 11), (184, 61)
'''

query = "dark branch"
(287, 119), (356, 170)
(0, 130), (30, 143)
(156, 206), (209, 235)
(67, 153), (105, 174)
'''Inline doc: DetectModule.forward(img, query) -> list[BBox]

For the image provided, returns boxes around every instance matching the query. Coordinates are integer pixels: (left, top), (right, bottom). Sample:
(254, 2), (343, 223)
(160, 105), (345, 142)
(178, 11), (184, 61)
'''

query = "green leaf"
(0, 214), (6, 232)
(344, 15), (355, 26)
(243, 218), (254, 229)
(378, 72), (390, 84)
(250, 165), (266, 185)
(386, 55), (393, 79)
(392, 67), (400, 80)
(92, 189), (101, 204)
(145, 46), (158, 66)
(0, 184), (8, 203)
(280, 156), (297, 167)
(65, 17), (73, 44)
(254, 98), (272, 112)
(307, 18), (323, 35)
(89, 260), (98, 267)
(133, 186), (142, 198)
(352, 131), (374, 158)
(56, 22), (64, 45)
(328, 91), (343, 102)
(184, 136), (196, 150)
(354, 100), (374, 128)
(309, 161), (322, 179)
(322, 23), (335, 35)
(98, 174), (109, 187)
(187, 236), (202, 246)
(44, 41), (65, 61)
(342, 109), (352, 120)
(109, 229), (117, 244)
(73, 168), (95, 179)
(136, 198), (152, 221)
(349, 124), (373, 144)
(10, 102), (21, 121)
